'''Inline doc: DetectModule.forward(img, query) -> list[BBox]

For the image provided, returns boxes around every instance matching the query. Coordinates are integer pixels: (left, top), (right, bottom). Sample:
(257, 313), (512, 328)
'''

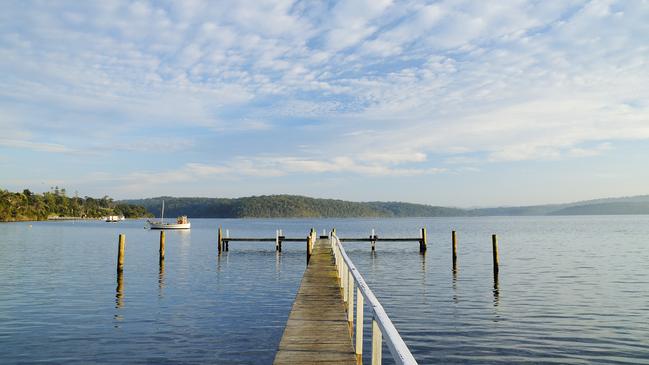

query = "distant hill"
(123, 195), (469, 218)
(122, 194), (649, 218)
(473, 195), (649, 216)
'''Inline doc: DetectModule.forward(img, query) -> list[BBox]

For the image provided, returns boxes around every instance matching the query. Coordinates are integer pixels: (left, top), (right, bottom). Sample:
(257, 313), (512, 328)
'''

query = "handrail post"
(347, 270), (354, 325)
(355, 287), (364, 358)
(343, 262), (348, 302)
(372, 316), (382, 365)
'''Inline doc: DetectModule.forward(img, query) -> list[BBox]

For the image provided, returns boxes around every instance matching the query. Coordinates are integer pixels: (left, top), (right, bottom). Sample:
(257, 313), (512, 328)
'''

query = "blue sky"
(1, 0), (648, 206)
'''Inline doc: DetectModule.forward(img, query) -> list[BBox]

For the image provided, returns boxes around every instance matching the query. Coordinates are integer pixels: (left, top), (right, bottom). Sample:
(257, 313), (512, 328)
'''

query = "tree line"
(124, 195), (471, 218)
(0, 187), (152, 222)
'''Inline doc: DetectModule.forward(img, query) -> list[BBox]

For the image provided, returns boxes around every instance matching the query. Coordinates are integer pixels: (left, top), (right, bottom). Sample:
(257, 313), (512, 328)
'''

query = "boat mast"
(161, 200), (165, 223)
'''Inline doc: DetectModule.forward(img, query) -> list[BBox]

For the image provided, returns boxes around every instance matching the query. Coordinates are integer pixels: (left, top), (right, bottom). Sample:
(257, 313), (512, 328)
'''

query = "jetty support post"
(420, 227), (427, 253)
(492, 234), (499, 275)
(217, 226), (223, 254)
(371, 228), (376, 251)
(306, 229), (313, 264)
(159, 231), (165, 262)
(452, 230), (458, 268)
(275, 229), (280, 252)
(225, 229), (230, 251)
(117, 234), (125, 272)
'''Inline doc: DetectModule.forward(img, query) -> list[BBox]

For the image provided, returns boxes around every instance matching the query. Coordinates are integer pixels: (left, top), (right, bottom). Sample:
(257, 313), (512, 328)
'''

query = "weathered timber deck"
(273, 238), (356, 365)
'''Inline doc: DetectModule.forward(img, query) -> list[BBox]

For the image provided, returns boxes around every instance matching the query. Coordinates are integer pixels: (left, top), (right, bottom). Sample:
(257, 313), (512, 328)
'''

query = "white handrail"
(331, 233), (418, 365)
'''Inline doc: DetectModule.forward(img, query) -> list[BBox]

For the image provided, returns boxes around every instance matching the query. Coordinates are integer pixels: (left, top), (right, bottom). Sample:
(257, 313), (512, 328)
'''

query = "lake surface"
(1, 216), (648, 364)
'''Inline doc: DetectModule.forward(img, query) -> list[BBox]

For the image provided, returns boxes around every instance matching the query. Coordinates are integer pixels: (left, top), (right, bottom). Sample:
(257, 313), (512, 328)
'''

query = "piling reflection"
(275, 250), (281, 276)
(158, 260), (165, 296)
(452, 267), (459, 304)
(493, 272), (500, 307)
(115, 270), (124, 309)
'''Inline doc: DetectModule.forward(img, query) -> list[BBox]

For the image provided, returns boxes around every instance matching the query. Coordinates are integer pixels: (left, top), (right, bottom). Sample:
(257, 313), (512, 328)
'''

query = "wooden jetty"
(120, 226), (505, 364)
(273, 237), (357, 364)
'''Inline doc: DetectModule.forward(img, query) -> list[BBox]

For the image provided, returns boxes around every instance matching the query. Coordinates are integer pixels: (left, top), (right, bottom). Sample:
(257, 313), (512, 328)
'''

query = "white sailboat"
(147, 200), (191, 229)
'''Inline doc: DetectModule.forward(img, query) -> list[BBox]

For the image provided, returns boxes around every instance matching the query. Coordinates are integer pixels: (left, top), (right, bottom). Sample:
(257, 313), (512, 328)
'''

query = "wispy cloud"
(0, 138), (74, 153)
(1, 1), (648, 203)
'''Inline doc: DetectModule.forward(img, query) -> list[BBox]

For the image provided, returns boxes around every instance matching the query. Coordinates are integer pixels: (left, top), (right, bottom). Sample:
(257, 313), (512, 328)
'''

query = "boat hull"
(148, 222), (191, 230)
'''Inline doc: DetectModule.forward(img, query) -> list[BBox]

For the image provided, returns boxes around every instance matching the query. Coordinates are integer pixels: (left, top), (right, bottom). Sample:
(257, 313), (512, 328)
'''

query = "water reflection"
(275, 250), (281, 277)
(452, 268), (459, 304)
(158, 260), (165, 297)
(493, 272), (500, 307)
(114, 271), (124, 326)
(115, 270), (124, 309)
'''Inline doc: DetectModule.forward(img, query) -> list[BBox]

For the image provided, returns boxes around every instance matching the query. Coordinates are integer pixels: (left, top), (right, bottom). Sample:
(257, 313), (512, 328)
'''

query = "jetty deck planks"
(273, 238), (357, 365)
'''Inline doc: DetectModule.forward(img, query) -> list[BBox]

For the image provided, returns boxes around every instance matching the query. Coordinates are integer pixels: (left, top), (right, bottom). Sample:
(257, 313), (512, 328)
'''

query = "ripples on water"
(1, 216), (648, 364)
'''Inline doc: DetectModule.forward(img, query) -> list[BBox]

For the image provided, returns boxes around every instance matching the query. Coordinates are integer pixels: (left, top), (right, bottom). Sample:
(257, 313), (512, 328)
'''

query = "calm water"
(1, 216), (648, 364)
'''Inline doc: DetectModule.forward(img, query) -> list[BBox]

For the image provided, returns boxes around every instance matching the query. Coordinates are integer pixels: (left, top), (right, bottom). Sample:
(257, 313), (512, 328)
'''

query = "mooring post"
(492, 234), (499, 275)
(217, 226), (222, 254)
(117, 234), (125, 272)
(275, 229), (280, 251)
(159, 230), (165, 261)
(420, 227), (427, 253)
(225, 229), (230, 251)
(371, 228), (376, 251)
(452, 230), (458, 268)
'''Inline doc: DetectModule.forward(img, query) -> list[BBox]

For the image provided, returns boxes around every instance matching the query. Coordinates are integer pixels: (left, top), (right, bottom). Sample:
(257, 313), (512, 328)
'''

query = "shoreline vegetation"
(0, 187), (153, 222)
(124, 194), (649, 218)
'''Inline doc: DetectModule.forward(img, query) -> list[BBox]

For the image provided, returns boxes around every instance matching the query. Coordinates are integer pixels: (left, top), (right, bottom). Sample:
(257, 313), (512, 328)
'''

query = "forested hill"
(123, 195), (470, 218)
(0, 188), (152, 222)
(123, 194), (649, 218)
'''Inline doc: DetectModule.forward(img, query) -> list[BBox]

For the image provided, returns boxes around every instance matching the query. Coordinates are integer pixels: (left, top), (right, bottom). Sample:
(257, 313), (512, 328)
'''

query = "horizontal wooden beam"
(223, 237), (422, 242)
(339, 238), (422, 242)
(222, 237), (308, 242)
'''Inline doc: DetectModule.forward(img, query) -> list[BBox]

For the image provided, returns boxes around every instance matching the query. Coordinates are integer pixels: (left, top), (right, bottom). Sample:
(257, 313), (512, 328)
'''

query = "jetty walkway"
(274, 238), (357, 364)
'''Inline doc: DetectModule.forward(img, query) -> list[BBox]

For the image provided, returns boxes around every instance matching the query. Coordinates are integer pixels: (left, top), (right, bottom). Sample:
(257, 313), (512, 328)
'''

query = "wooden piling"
(159, 230), (165, 261)
(492, 234), (499, 275)
(117, 234), (125, 272)
(306, 235), (312, 264)
(420, 227), (427, 253)
(371, 229), (376, 251)
(452, 230), (457, 268)
(218, 226), (223, 254)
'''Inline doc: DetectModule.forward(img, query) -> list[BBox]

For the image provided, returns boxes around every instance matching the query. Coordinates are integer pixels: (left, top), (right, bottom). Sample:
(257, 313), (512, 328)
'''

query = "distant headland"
(123, 194), (649, 218)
